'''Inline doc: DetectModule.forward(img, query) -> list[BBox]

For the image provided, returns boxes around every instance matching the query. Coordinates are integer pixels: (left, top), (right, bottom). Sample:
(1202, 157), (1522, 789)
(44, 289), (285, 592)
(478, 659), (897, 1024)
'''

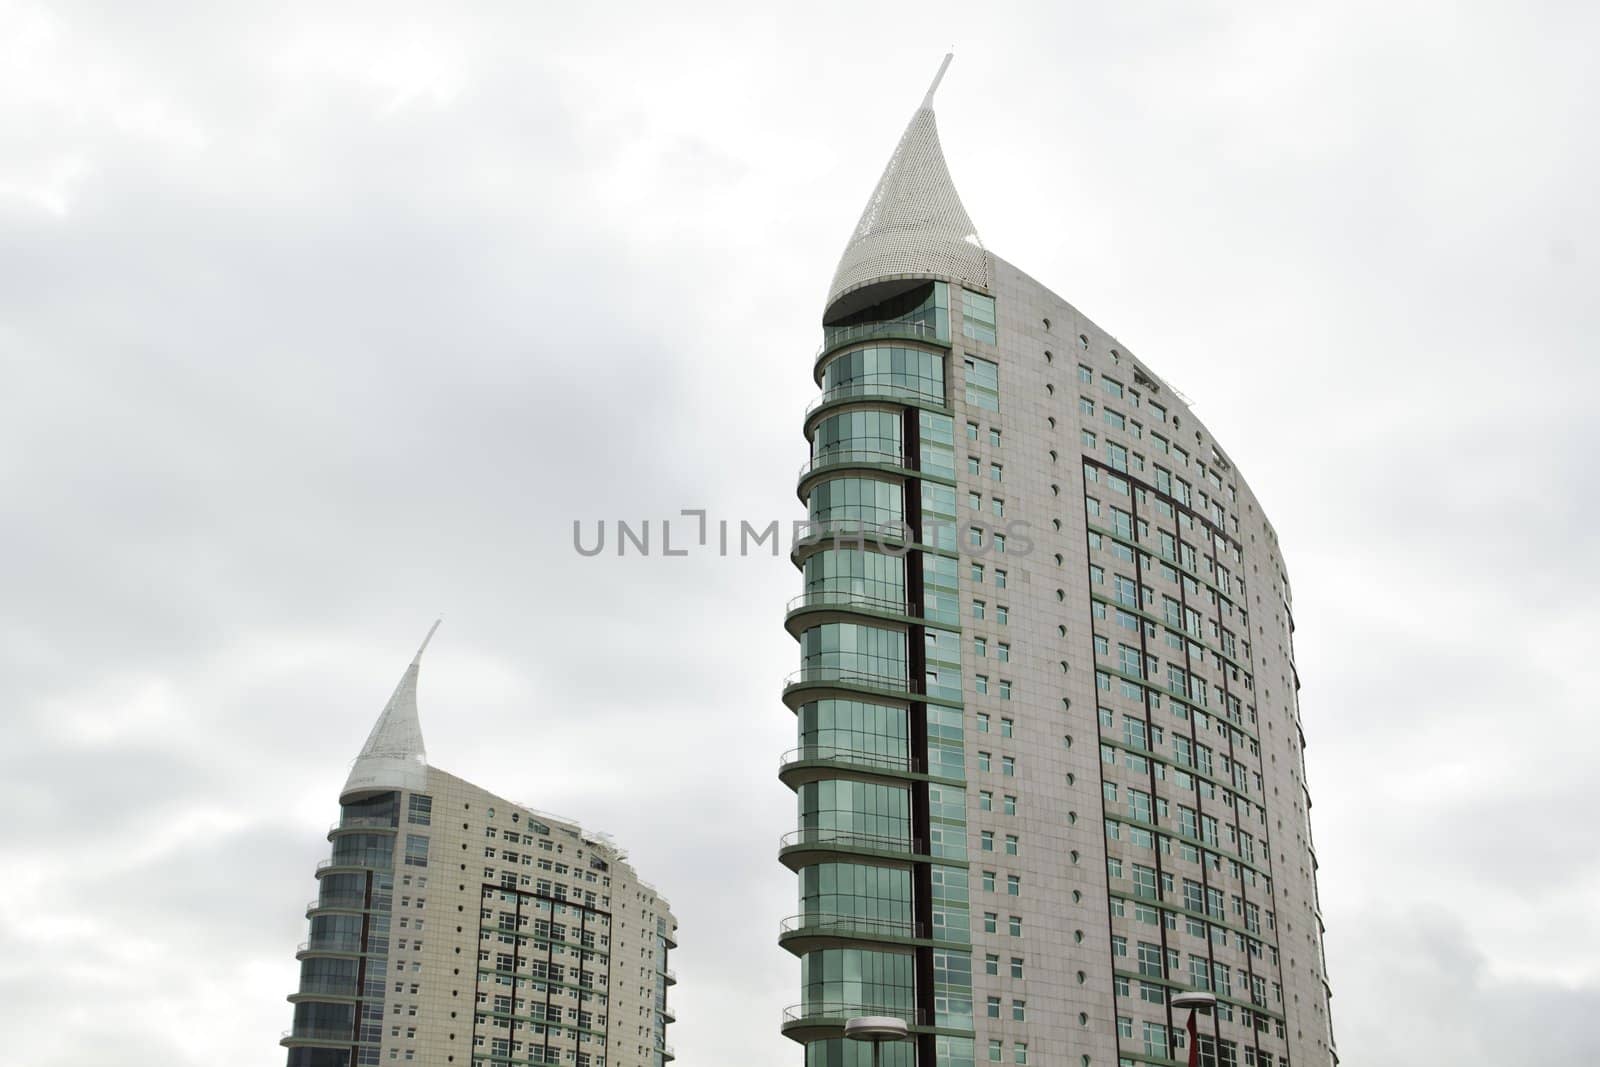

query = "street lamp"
(844, 1015), (909, 1067)
(1170, 991), (1217, 1067)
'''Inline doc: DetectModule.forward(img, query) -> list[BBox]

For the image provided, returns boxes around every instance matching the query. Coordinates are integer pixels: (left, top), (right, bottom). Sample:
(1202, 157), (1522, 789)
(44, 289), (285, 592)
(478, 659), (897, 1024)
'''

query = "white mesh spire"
(825, 54), (990, 314)
(341, 621), (438, 800)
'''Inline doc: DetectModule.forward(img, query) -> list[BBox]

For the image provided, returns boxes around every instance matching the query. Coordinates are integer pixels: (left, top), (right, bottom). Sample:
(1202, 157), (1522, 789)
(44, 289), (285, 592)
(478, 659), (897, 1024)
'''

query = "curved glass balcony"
(777, 827), (924, 872)
(305, 896), (366, 914)
(779, 745), (918, 776)
(791, 520), (911, 554)
(783, 666), (920, 703)
(786, 589), (911, 621)
(281, 1025), (355, 1043)
(804, 379), (944, 420)
(779, 912), (925, 941)
(781, 1001), (927, 1043)
(297, 935), (363, 955)
(819, 317), (946, 358)
(798, 449), (912, 483)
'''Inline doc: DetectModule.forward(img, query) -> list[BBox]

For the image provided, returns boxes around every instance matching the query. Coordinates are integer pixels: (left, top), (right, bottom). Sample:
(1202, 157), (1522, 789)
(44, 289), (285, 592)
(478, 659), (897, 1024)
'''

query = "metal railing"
(331, 816), (398, 831)
(804, 379), (944, 419)
(785, 589), (909, 617)
(782, 1002), (927, 1026)
(779, 913), (925, 940)
(792, 519), (912, 547)
(306, 897), (367, 912)
(779, 746), (919, 775)
(798, 448), (912, 481)
(778, 827), (921, 855)
(819, 318), (945, 355)
(783, 666), (918, 696)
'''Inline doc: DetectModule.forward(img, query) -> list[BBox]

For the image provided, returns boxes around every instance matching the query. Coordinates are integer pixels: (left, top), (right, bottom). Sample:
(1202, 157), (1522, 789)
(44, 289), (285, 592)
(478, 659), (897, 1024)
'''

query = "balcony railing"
(281, 1026), (355, 1042)
(786, 589), (910, 618)
(804, 379), (944, 419)
(298, 936), (363, 954)
(819, 318), (945, 356)
(331, 816), (398, 831)
(778, 827), (922, 855)
(783, 666), (919, 698)
(779, 746), (919, 775)
(792, 519), (912, 548)
(782, 1002), (928, 1027)
(798, 449), (912, 481)
(779, 912), (925, 940)
(306, 897), (368, 914)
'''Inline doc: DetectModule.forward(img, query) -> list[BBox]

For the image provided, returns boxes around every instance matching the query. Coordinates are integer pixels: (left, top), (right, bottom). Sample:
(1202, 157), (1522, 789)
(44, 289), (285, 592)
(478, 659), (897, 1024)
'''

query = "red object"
(1187, 1008), (1200, 1067)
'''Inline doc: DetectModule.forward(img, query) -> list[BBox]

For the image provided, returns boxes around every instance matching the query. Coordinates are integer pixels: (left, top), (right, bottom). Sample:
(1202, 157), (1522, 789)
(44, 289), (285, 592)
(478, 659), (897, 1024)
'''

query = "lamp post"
(844, 1015), (909, 1067)
(1170, 991), (1217, 1067)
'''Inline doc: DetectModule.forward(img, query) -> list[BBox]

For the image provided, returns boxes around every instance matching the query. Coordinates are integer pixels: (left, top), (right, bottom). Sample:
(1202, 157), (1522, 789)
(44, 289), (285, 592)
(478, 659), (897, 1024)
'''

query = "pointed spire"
(826, 53), (990, 315)
(341, 621), (440, 800)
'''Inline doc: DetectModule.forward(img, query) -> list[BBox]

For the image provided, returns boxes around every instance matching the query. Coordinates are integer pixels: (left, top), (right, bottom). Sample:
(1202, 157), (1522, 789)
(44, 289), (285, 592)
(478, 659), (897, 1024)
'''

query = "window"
(973, 600), (986, 620)
(999, 679), (1012, 700)
(981, 831), (995, 852)
(404, 834), (430, 868)
(979, 790), (993, 811)
(989, 1040), (1003, 1063)
(995, 569), (1007, 589)
(963, 291), (998, 344)
(999, 717), (1013, 737)
(967, 421), (980, 440)
(986, 954), (1000, 976)
(1008, 914), (1022, 936)
(978, 751), (992, 772)
(990, 428), (1002, 447)
(1005, 834), (1019, 856)
(987, 995), (1002, 1018)
(984, 913), (999, 934)
(976, 674), (989, 695)
(1003, 795), (1017, 816)
(971, 561), (985, 582)
(1014, 1041), (1029, 1064)
(1006, 874), (1021, 896)
(1010, 957), (1024, 979)
(982, 870), (997, 892)
(406, 794), (432, 826)
(969, 490), (982, 511)
(975, 637), (988, 658)
(990, 462), (1004, 482)
(965, 354), (1000, 409)
(997, 605), (1009, 624)
(997, 643), (1010, 662)
(1001, 756), (1015, 777)
(991, 497), (1005, 517)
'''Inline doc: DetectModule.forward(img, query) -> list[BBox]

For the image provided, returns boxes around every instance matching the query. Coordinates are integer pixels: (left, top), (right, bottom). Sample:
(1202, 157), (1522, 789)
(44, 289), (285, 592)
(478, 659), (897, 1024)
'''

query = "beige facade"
(283, 636), (677, 1067)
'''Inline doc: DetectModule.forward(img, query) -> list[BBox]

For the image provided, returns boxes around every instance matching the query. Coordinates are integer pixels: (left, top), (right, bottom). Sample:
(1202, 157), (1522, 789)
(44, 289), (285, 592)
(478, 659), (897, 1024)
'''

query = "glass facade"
(290, 792), (398, 1066)
(789, 277), (973, 1067)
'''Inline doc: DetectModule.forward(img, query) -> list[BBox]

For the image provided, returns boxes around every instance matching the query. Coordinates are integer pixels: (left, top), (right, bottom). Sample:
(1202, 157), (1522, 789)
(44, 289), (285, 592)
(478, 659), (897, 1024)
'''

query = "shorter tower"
(283, 625), (678, 1067)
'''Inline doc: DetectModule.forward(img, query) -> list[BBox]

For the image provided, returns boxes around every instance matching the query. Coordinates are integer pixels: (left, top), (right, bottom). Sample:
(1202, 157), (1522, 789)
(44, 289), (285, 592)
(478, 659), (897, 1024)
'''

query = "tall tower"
(283, 626), (678, 1067)
(780, 58), (1335, 1067)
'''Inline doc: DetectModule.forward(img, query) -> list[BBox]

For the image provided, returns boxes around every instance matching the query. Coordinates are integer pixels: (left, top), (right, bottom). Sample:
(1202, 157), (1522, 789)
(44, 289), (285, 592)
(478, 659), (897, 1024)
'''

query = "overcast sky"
(2, 1), (1596, 1064)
